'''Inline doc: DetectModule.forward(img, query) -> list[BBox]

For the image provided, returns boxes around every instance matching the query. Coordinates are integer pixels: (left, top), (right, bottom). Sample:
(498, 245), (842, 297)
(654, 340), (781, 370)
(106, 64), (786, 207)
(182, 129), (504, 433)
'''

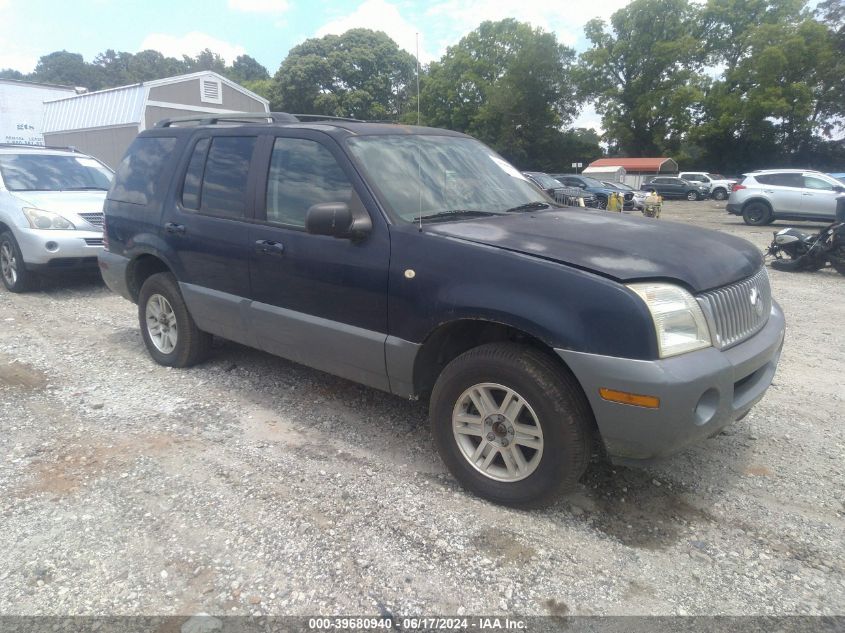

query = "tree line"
(2, 0), (843, 174)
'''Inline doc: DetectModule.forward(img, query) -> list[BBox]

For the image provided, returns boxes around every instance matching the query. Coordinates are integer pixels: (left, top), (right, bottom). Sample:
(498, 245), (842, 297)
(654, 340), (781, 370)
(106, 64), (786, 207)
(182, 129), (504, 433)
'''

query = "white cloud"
(228, 0), (289, 13)
(425, 0), (631, 55)
(0, 51), (37, 73)
(316, 0), (432, 63)
(139, 31), (246, 64)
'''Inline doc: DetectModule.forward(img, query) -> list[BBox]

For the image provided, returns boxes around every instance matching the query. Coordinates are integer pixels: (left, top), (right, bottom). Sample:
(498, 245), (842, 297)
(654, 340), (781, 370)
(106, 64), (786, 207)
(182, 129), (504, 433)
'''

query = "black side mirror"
(305, 202), (371, 239)
(833, 186), (845, 194)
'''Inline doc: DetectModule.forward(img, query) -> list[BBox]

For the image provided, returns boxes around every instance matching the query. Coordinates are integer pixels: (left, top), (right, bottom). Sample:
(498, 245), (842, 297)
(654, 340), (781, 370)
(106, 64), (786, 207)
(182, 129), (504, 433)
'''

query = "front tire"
(712, 188), (728, 201)
(595, 196), (608, 210)
(430, 343), (593, 507)
(138, 272), (211, 367)
(0, 231), (35, 293)
(686, 190), (700, 201)
(742, 202), (772, 226)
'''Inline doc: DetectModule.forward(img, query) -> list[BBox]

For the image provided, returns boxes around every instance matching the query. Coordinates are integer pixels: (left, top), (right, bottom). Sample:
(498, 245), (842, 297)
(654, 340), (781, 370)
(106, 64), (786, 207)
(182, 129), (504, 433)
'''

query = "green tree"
(692, 0), (844, 171)
(32, 51), (96, 88)
(272, 29), (417, 120)
(576, 0), (704, 157)
(228, 55), (269, 83)
(187, 49), (228, 74)
(420, 19), (577, 168)
(0, 69), (25, 80)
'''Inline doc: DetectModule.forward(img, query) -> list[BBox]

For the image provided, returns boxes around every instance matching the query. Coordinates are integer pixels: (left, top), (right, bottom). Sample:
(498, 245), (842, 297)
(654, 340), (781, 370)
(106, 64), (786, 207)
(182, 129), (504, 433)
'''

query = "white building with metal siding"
(43, 71), (270, 168)
(0, 79), (79, 146)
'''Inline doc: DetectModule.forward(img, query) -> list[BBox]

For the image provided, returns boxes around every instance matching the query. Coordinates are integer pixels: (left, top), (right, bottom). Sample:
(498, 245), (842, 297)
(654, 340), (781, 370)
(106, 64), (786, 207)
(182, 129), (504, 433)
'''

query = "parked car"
(522, 171), (596, 206)
(100, 113), (785, 506)
(641, 176), (710, 201)
(678, 172), (738, 201)
(727, 169), (845, 225)
(0, 144), (113, 292)
(601, 181), (646, 210)
(549, 174), (628, 210)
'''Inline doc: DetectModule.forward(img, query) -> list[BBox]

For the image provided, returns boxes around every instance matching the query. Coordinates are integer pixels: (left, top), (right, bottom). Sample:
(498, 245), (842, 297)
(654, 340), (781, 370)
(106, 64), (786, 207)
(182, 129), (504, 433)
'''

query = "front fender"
(387, 228), (658, 360)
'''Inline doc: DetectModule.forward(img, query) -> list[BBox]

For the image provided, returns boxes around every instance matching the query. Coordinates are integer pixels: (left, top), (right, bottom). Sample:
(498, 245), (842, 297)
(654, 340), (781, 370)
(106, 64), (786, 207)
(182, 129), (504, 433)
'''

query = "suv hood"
(426, 209), (762, 293)
(10, 190), (107, 214)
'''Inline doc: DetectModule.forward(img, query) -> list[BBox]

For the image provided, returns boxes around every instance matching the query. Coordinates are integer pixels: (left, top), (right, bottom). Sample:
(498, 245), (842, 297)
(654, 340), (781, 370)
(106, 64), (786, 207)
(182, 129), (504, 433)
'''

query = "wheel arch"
(741, 197), (773, 212)
(410, 318), (585, 402)
(126, 253), (173, 302)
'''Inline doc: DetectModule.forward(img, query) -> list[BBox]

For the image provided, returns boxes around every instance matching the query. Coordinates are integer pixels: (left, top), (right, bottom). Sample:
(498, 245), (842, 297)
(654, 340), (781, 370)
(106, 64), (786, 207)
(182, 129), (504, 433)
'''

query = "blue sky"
(0, 0), (634, 128)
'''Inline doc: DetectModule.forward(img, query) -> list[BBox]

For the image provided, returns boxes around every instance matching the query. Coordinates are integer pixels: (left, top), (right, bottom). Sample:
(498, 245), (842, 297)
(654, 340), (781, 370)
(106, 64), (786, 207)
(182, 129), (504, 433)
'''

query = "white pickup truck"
(679, 172), (738, 201)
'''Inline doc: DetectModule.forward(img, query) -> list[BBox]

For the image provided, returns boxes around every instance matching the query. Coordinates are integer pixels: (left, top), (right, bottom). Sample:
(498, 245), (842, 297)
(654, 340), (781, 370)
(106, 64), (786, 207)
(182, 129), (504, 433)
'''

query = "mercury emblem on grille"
(749, 287), (763, 316)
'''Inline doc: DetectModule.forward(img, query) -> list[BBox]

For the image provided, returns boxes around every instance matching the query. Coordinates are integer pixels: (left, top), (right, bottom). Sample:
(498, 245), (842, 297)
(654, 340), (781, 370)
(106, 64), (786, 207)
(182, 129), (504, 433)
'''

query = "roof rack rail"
(155, 112), (299, 128)
(291, 114), (367, 123)
(0, 143), (81, 152)
(154, 112), (375, 128)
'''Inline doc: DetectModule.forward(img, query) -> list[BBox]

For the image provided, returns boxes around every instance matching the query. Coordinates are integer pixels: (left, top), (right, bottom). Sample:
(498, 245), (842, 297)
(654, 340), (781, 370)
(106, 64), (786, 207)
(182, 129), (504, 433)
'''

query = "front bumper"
(15, 227), (103, 268)
(556, 301), (785, 462)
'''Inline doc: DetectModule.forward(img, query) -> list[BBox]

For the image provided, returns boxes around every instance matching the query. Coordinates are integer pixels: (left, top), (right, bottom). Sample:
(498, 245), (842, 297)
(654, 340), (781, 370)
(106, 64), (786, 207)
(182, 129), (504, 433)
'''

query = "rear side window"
(265, 137), (354, 228)
(181, 138), (210, 210)
(755, 173), (802, 187)
(110, 136), (177, 205)
(200, 136), (256, 218)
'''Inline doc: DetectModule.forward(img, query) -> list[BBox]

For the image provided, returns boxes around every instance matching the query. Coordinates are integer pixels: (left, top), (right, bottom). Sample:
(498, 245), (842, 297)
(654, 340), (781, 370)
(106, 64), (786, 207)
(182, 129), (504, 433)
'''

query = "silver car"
(0, 145), (113, 292)
(726, 169), (845, 225)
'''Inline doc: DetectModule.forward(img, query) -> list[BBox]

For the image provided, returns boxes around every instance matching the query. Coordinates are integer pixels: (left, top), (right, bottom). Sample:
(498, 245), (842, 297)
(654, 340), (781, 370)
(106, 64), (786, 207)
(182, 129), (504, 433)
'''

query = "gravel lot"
(0, 201), (843, 617)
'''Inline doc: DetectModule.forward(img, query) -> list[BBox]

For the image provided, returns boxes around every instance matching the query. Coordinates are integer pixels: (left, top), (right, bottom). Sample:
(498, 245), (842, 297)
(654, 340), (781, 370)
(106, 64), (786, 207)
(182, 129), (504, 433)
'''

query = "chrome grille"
(83, 237), (104, 246)
(697, 267), (771, 350)
(78, 212), (104, 228)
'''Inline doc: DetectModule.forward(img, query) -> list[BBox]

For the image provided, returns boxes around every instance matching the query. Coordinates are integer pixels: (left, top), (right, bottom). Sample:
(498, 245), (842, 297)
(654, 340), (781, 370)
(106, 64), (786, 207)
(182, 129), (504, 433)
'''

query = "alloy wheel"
(145, 293), (178, 354)
(451, 382), (544, 482)
(0, 241), (17, 286)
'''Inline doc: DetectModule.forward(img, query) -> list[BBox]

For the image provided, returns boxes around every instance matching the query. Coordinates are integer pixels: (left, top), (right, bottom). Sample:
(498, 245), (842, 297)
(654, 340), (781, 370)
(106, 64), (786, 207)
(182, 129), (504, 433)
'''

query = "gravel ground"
(0, 201), (843, 617)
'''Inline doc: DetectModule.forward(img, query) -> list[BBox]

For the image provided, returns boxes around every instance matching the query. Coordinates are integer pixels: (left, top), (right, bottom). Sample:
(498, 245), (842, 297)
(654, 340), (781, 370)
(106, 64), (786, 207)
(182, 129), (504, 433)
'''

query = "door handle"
(254, 239), (285, 256)
(165, 222), (186, 235)
(802, 193), (813, 196)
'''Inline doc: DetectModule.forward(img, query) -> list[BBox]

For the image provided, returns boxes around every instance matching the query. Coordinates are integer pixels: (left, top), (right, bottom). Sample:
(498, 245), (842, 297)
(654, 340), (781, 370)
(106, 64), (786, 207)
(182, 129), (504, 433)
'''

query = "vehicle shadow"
(170, 338), (758, 551)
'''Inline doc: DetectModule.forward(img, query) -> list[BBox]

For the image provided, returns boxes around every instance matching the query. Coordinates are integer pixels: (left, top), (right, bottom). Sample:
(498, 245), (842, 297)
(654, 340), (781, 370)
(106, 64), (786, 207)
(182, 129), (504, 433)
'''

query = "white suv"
(726, 169), (845, 226)
(678, 172), (737, 201)
(0, 145), (113, 292)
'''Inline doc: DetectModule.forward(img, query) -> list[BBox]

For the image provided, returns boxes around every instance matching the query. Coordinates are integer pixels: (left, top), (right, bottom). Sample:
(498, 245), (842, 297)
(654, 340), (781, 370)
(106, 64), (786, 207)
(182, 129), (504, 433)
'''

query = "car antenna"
(417, 31), (423, 232)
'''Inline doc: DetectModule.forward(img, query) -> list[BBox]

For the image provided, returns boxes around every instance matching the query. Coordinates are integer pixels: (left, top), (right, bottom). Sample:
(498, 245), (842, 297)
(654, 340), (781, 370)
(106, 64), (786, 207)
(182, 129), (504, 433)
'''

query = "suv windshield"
(0, 153), (113, 192)
(529, 173), (563, 190)
(346, 135), (551, 222)
(577, 176), (605, 188)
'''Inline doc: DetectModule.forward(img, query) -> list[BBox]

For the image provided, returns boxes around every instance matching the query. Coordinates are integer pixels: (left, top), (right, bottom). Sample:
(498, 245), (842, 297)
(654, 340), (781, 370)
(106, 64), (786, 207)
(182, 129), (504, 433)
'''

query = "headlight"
(628, 283), (712, 358)
(22, 207), (76, 230)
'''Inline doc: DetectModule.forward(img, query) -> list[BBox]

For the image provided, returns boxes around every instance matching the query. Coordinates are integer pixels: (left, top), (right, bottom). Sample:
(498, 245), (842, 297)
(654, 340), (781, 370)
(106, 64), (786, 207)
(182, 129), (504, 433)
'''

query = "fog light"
(45, 241), (59, 252)
(599, 388), (660, 409)
(694, 388), (719, 426)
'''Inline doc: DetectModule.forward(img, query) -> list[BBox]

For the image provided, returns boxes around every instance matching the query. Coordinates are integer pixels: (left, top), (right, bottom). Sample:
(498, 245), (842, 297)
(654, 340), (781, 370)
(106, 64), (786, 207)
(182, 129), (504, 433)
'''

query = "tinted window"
(200, 136), (256, 218)
(110, 136), (177, 205)
(755, 173), (802, 187)
(683, 174), (704, 182)
(181, 138), (210, 210)
(803, 176), (835, 190)
(265, 138), (354, 227)
(0, 153), (112, 192)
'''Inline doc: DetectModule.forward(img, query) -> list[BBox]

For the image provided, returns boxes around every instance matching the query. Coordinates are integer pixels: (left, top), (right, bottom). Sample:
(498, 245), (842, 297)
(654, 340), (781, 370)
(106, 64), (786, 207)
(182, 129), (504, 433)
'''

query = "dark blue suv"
(99, 113), (785, 506)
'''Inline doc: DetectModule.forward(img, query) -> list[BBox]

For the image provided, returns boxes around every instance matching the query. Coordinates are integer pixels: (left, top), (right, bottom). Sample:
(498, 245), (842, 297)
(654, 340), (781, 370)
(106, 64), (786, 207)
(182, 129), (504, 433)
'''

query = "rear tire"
(138, 272), (211, 367)
(712, 188), (728, 201)
(430, 342), (593, 507)
(0, 231), (36, 293)
(742, 202), (772, 226)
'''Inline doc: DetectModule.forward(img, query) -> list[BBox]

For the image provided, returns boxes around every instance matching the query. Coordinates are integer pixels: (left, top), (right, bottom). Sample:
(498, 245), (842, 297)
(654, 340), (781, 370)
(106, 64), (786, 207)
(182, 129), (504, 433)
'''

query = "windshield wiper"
(505, 201), (551, 213)
(412, 209), (498, 223)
